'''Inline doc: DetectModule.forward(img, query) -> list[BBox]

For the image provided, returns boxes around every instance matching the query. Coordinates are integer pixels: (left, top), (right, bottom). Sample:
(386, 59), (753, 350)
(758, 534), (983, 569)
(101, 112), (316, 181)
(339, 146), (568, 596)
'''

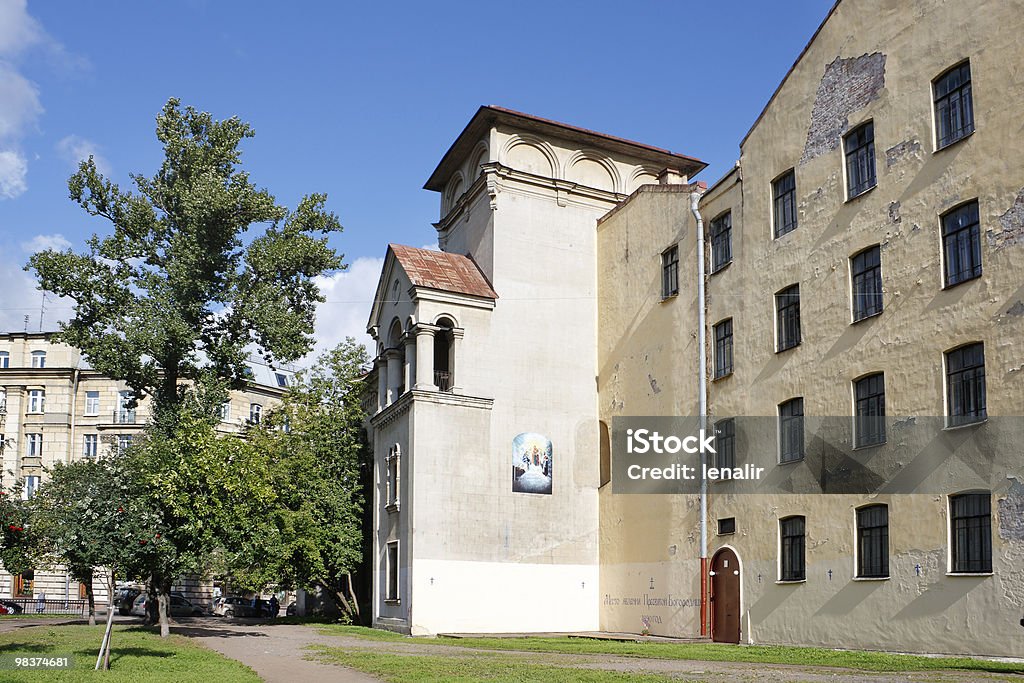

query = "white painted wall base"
(410, 559), (599, 635)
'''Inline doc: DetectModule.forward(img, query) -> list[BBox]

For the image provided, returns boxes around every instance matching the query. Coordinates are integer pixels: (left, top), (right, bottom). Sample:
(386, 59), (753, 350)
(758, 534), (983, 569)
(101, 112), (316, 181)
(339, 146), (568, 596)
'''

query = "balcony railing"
(434, 371), (452, 393)
(114, 410), (137, 424)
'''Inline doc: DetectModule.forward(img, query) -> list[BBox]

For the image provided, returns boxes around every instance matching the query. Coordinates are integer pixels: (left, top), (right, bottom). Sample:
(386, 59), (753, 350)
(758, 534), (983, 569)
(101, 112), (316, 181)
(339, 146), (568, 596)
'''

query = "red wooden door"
(711, 548), (741, 643)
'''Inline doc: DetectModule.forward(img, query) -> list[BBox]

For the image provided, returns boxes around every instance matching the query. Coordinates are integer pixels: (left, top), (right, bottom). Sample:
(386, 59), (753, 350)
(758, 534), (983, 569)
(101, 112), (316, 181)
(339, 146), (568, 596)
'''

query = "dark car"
(1, 600), (23, 614)
(115, 587), (143, 616)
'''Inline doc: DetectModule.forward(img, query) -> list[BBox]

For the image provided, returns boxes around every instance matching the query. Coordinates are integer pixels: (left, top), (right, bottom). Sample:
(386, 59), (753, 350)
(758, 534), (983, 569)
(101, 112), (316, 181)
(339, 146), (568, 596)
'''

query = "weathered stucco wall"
(598, 0), (1024, 657)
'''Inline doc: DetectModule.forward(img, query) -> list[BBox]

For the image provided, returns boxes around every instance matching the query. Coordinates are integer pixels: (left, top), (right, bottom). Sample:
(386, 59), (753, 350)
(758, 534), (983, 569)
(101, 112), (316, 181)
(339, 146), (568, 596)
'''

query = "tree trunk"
(316, 580), (354, 620)
(158, 577), (172, 638)
(145, 576), (159, 625)
(84, 567), (95, 627)
(345, 573), (360, 619)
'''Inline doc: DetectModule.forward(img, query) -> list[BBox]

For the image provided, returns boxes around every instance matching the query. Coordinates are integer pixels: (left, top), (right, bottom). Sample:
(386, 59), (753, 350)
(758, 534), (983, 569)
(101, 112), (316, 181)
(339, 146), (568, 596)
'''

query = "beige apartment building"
(0, 331), (293, 603)
(364, 0), (1023, 657)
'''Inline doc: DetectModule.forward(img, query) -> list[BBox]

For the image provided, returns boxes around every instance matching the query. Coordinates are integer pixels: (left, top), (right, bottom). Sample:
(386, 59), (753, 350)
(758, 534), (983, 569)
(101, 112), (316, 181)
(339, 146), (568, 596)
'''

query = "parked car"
(115, 587), (143, 616)
(131, 593), (204, 617)
(0, 600), (23, 614)
(213, 596), (272, 618)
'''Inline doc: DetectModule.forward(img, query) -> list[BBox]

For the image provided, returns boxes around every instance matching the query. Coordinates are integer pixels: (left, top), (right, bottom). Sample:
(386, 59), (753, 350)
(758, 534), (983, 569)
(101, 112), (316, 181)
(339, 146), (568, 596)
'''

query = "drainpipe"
(689, 189), (709, 638)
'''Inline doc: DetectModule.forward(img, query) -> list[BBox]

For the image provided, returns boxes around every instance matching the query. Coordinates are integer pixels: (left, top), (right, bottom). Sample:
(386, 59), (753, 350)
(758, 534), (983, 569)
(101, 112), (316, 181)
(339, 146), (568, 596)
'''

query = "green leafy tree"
(124, 394), (278, 634)
(241, 339), (371, 620)
(32, 457), (160, 626)
(0, 487), (45, 588)
(27, 98), (344, 636)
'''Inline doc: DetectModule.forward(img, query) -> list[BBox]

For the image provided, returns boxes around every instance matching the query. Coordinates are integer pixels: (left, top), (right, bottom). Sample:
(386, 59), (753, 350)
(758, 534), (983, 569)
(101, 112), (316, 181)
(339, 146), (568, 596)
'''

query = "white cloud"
(308, 255), (385, 362)
(0, 62), (41, 140)
(56, 134), (111, 176)
(0, 0), (44, 57)
(0, 235), (74, 333)
(21, 233), (71, 253)
(0, 1), (85, 201)
(0, 149), (27, 198)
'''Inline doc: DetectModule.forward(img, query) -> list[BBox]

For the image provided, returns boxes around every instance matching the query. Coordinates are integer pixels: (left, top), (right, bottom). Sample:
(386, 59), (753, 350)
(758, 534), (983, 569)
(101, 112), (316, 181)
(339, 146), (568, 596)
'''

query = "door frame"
(710, 545), (744, 643)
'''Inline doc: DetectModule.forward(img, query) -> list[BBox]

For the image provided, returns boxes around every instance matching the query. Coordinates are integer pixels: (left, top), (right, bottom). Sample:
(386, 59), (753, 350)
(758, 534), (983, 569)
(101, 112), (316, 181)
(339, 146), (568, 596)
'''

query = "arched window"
(434, 318), (455, 392)
(779, 516), (805, 581)
(386, 445), (400, 509)
(30, 350), (46, 368)
(855, 504), (889, 578)
(949, 492), (991, 573)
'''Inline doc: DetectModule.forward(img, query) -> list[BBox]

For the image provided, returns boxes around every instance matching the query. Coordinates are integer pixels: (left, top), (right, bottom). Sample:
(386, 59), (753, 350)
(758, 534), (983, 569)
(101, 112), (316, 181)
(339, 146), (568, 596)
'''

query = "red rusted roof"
(390, 244), (497, 299)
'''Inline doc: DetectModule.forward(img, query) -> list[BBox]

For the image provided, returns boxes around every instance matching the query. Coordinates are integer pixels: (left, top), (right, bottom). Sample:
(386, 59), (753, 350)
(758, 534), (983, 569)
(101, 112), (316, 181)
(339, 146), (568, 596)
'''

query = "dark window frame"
(717, 517), (737, 535)
(934, 61), (975, 150)
(780, 516), (806, 581)
(714, 418), (735, 470)
(775, 284), (801, 352)
(945, 343), (986, 427)
(851, 245), (883, 321)
(710, 211), (733, 272)
(778, 397), (804, 464)
(950, 493), (992, 573)
(713, 318), (734, 378)
(856, 505), (889, 578)
(386, 541), (400, 601)
(941, 200), (982, 288)
(854, 373), (886, 448)
(772, 170), (798, 238)
(662, 245), (679, 299)
(844, 121), (876, 199)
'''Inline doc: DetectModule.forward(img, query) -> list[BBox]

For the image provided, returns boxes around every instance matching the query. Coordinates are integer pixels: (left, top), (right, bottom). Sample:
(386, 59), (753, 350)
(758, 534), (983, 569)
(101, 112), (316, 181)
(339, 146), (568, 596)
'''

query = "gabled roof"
(390, 244), (497, 299)
(367, 245), (497, 333)
(425, 105), (707, 192)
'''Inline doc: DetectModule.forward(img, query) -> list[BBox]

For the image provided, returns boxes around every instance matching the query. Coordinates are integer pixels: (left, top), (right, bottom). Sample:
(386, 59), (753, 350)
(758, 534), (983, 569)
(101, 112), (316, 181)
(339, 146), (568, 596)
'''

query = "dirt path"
(173, 619), (378, 683)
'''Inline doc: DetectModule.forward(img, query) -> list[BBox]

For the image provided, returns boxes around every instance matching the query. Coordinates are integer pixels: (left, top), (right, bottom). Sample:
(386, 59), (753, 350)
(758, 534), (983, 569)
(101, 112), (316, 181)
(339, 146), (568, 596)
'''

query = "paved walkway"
(176, 620), (1024, 682)
(173, 619), (378, 683)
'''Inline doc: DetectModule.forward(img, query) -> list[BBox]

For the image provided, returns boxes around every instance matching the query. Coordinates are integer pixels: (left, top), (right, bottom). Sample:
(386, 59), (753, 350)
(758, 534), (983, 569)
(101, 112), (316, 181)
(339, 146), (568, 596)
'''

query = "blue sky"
(0, 0), (834, 357)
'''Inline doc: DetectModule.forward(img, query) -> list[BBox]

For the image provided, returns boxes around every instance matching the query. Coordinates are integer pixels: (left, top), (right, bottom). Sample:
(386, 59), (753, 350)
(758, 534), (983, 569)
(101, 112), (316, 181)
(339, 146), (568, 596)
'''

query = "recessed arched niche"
(566, 152), (618, 193)
(505, 140), (554, 177)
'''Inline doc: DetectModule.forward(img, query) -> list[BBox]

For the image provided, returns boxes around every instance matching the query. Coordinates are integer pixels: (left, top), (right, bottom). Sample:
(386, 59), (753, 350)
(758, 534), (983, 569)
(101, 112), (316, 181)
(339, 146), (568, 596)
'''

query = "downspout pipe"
(689, 189), (709, 638)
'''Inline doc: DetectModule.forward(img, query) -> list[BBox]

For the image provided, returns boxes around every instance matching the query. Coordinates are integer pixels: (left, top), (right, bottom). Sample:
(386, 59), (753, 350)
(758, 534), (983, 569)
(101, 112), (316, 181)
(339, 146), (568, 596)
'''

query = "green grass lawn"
(437, 636), (1024, 675)
(0, 624), (259, 682)
(307, 646), (680, 682)
(316, 624), (409, 641)
(315, 626), (1024, 676)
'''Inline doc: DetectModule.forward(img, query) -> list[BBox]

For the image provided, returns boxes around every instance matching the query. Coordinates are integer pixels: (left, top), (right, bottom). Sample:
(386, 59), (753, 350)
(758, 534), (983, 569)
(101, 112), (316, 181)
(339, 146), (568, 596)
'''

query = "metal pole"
(690, 190), (709, 637)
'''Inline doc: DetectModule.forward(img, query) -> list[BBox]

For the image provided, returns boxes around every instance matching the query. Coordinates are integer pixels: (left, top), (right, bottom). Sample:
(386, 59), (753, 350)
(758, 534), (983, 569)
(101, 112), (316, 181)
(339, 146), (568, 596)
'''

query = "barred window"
(779, 398), (804, 463)
(946, 343), (986, 426)
(710, 211), (732, 272)
(775, 284), (801, 352)
(854, 373), (886, 447)
(934, 61), (974, 149)
(856, 505), (889, 578)
(714, 418), (735, 470)
(713, 319), (733, 378)
(950, 493), (991, 573)
(844, 122), (876, 199)
(662, 245), (679, 298)
(942, 201), (982, 287)
(780, 516), (805, 581)
(851, 245), (883, 321)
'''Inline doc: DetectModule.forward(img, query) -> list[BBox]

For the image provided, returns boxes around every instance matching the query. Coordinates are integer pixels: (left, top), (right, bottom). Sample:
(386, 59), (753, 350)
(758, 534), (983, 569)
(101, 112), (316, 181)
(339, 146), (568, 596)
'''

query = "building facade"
(364, 0), (1024, 656)
(0, 331), (293, 603)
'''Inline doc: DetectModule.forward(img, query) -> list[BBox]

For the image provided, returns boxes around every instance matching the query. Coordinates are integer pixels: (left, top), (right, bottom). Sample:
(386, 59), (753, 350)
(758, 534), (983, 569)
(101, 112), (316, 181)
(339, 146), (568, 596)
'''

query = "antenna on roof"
(23, 315), (29, 332)
(38, 292), (47, 332)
